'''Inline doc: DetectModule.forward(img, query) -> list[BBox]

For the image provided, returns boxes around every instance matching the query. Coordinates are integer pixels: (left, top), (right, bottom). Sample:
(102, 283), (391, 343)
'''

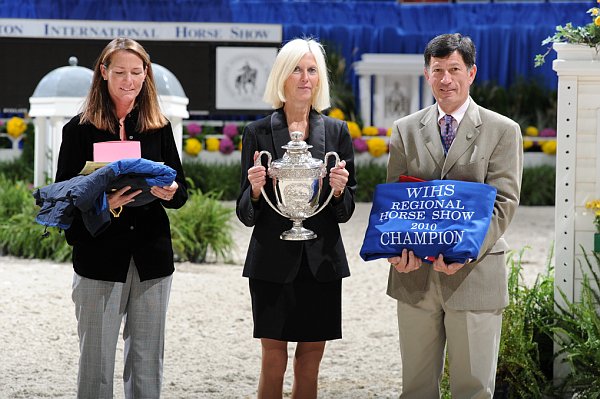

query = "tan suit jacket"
(386, 99), (523, 311)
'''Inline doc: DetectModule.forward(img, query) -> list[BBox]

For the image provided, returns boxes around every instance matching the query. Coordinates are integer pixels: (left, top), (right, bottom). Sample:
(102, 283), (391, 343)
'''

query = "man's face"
(424, 50), (477, 114)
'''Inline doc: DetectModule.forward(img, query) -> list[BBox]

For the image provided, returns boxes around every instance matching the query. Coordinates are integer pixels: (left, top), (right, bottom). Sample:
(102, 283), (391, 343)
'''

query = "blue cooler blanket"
(359, 180), (496, 264)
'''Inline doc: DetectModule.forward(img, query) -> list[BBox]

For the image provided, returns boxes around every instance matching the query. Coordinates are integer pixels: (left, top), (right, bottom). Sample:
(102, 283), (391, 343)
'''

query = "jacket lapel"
(307, 109), (325, 161)
(442, 99), (482, 177)
(421, 106), (445, 171)
(270, 109), (291, 159)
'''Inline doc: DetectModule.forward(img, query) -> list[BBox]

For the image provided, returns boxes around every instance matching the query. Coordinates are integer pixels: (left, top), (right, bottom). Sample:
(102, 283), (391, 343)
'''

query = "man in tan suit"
(386, 33), (523, 398)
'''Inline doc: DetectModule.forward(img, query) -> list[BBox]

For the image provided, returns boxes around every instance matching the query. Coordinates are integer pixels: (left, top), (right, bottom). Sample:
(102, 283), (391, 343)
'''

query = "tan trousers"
(396, 272), (502, 399)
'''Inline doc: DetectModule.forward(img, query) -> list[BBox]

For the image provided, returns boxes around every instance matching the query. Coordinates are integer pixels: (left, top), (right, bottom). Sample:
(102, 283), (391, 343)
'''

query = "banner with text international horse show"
(359, 180), (497, 264)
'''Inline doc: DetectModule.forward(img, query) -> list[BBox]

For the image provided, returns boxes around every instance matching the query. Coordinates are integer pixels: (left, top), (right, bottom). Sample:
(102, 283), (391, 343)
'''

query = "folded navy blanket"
(33, 158), (176, 236)
(359, 180), (496, 264)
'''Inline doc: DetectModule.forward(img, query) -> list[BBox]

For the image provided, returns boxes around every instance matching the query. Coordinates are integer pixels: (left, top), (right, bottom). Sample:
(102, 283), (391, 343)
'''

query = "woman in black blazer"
(236, 38), (356, 398)
(55, 38), (187, 398)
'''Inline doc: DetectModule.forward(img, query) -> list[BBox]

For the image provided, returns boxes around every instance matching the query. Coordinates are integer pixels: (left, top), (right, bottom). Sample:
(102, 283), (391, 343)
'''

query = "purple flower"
(378, 127), (387, 136)
(353, 138), (368, 153)
(222, 123), (239, 139)
(219, 136), (235, 155)
(539, 128), (557, 137)
(186, 123), (202, 137)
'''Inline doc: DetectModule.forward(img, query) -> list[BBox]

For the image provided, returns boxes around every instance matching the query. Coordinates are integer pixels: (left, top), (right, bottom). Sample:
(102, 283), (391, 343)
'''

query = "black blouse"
(55, 111), (188, 282)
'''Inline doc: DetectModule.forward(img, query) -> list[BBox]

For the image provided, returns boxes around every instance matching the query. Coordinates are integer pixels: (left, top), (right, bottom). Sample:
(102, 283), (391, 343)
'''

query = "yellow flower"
(238, 140), (243, 151)
(362, 126), (379, 136)
(346, 121), (361, 139)
(328, 108), (345, 120)
(184, 137), (202, 156)
(366, 137), (388, 158)
(205, 137), (220, 152)
(6, 116), (27, 139)
(541, 140), (557, 155)
(525, 126), (539, 136)
(523, 139), (533, 150)
(595, 16), (600, 26)
(387, 128), (392, 136)
(593, 8), (600, 16)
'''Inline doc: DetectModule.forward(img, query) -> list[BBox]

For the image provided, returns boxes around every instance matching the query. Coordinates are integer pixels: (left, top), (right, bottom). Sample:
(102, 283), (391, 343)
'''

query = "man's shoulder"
(475, 104), (520, 128)
(393, 106), (433, 126)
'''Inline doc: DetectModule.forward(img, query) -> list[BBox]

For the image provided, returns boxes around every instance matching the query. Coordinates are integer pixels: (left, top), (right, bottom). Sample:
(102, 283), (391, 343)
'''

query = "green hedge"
(181, 160), (555, 205)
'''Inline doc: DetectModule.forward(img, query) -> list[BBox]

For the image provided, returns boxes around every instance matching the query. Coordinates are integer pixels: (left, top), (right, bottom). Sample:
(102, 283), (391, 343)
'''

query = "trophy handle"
(312, 151), (341, 217)
(254, 150), (287, 219)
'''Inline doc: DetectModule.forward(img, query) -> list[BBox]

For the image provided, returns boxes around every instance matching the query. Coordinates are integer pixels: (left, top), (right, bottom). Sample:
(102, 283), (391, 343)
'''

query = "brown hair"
(80, 37), (167, 133)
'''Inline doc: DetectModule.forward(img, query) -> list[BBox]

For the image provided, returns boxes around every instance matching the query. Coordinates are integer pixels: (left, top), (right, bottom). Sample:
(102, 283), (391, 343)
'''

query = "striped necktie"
(441, 114), (456, 154)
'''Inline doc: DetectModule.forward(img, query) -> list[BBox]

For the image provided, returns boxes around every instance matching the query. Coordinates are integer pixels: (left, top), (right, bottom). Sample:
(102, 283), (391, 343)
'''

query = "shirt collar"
(437, 98), (470, 126)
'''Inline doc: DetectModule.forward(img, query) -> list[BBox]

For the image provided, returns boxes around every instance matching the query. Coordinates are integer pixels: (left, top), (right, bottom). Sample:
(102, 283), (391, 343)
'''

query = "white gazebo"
(153, 63), (189, 157)
(353, 53), (434, 129)
(29, 59), (189, 187)
(29, 57), (93, 187)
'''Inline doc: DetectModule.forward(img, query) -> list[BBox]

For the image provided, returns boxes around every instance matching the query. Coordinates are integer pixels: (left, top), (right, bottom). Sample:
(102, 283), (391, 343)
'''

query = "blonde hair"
(263, 38), (331, 112)
(80, 37), (167, 133)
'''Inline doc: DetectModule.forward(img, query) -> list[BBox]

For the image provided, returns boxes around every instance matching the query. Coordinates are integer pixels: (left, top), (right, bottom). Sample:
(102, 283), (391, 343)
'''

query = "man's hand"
(432, 254), (466, 275)
(388, 249), (422, 273)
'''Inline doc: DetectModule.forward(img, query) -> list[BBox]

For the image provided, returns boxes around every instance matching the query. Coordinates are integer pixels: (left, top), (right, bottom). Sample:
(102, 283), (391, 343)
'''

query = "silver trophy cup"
(255, 131), (340, 240)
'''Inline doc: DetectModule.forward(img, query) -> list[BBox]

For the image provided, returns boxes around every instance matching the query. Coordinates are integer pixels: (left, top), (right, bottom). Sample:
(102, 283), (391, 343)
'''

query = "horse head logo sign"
(216, 46), (277, 110)
(235, 62), (257, 95)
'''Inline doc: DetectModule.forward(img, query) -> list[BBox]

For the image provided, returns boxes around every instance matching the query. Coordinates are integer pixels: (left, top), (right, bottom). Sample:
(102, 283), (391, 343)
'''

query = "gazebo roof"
(31, 57), (93, 98)
(153, 63), (186, 98)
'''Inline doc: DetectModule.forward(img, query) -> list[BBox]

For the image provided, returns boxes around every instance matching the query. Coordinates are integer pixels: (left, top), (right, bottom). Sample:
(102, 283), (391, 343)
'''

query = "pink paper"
(93, 141), (141, 162)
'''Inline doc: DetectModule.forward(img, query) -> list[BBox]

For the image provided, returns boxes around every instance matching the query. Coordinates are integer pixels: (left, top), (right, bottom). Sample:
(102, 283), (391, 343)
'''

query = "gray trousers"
(72, 261), (172, 399)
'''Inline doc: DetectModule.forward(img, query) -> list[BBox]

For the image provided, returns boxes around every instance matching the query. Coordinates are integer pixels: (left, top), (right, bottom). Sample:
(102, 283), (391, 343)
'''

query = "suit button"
(129, 136), (133, 140)
(130, 226), (134, 230)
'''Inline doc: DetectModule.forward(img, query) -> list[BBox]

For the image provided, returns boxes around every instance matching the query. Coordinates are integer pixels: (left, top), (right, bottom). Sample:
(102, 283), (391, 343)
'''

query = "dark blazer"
(386, 99), (523, 310)
(236, 108), (356, 283)
(55, 110), (188, 283)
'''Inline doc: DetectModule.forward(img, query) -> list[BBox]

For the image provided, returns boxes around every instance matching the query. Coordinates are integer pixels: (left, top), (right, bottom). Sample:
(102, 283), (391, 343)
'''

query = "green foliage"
(520, 164), (555, 206)
(0, 176), (71, 261)
(494, 248), (554, 398)
(0, 123), (35, 183)
(167, 188), (235, 263)
(535, 5), (600, 66)
(439, 248), (554, 398)
(548, 250), (600, 397)
(354, 161), (386, 202)
(183, 161), (240, 201)
(471, 78), (557, 130)
(324, 40), (358, 123)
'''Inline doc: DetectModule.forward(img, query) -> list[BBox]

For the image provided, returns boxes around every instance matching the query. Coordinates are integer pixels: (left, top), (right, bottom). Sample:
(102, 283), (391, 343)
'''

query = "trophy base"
(280, 226), (317, 241)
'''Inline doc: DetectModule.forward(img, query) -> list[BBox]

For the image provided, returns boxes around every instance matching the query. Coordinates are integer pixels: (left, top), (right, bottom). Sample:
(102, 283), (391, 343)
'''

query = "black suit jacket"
(55, 111), (188, 282)
(236, 108), (356, 283)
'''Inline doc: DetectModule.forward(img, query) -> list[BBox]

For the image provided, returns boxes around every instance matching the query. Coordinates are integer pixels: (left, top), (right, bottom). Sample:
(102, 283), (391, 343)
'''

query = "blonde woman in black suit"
(236, 38), (356, 398)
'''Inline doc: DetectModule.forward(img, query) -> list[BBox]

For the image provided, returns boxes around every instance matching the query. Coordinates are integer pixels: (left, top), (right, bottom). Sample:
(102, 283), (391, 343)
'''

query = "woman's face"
(284, 52), (319, 107)
(101, 50), (147, 108)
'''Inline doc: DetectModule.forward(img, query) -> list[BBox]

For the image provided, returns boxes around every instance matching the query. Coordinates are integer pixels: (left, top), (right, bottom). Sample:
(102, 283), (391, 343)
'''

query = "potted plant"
(535, 1), (600, 67)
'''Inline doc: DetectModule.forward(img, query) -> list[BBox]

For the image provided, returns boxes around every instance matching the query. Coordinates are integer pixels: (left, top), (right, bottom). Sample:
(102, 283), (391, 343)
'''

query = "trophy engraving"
(255, 131), (340, 240)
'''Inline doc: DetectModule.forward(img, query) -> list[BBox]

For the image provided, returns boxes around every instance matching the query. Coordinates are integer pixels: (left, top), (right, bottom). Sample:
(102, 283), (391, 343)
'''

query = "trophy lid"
(282, 130), (312, 151)
(271, 130), (323, 171)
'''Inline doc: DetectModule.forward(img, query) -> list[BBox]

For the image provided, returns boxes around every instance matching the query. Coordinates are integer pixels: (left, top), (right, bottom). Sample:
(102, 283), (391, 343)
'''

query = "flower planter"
(553, 42), (600, 61)
(595, 233), (600, 253)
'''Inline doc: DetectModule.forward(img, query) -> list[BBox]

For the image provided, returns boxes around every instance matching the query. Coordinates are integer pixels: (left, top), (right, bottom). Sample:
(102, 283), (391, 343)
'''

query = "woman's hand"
(150, 181), (179, 201)
(107, 186), (142, 209)
(329, 160), (348, 197)
(388, 249), (422, 273)
(248, 151), (267, 200)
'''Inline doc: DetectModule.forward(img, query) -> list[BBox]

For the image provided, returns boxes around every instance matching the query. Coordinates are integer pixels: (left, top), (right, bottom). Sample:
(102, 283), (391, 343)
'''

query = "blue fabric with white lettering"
(359, 180), (497, 264)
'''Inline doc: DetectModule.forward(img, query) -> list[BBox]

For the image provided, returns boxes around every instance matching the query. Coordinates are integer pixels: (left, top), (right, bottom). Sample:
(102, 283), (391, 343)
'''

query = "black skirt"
(249, 258), (342, 342)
